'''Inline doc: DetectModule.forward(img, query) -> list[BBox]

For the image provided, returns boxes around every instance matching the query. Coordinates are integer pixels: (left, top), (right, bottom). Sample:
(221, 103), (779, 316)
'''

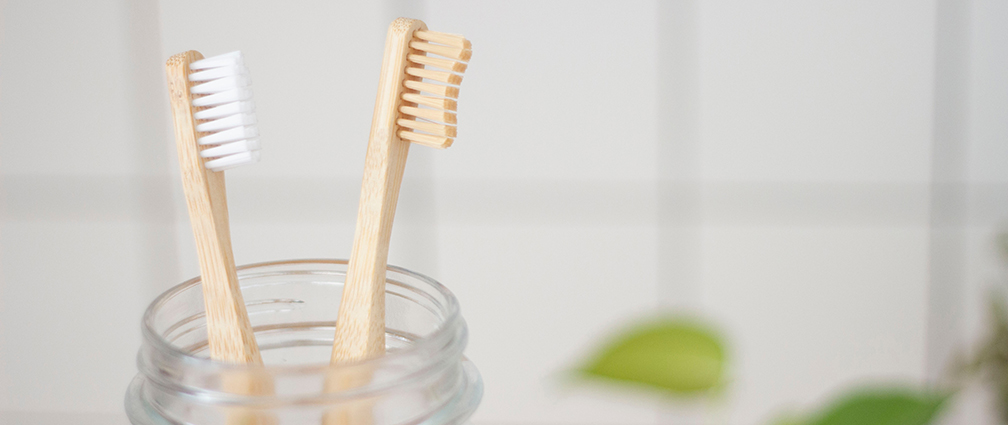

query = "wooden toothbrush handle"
(331, 18), (428, 364)
(166, 51), (262, 365)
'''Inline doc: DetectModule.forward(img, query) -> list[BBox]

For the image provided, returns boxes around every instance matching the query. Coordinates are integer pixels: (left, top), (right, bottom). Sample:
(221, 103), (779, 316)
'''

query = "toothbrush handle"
(331, 18), (428, 365)
(167, 51), (263, 365)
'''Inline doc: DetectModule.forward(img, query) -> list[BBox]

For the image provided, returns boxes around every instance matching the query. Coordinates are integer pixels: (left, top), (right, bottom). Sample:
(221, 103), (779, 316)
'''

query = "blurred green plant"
(961, 292), (1008, 423)
(575, 318), (726, 395)
(957, 232), (1008, 423)
(571, 233), (1008, 423)
(574, 318), (951, 425)
(769, 389), (949, 425)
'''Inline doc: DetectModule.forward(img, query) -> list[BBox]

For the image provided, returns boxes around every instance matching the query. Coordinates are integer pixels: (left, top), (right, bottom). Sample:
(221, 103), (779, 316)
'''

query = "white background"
(1, 0), (1006, 424)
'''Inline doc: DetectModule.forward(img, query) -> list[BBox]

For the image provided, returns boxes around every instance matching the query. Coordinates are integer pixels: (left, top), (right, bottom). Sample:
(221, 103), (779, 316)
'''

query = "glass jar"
(125, 259), (482, 424)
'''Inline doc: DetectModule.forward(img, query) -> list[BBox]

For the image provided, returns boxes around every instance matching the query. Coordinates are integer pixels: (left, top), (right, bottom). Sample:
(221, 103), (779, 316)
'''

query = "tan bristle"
(400, 105), (456, 124)
(397, 118), (457, 137)
(408, 54), (467, 73)
(398, 30), (470, 150)
(404, 80), (459, 98)
(410, 41), (472, 62)
(414, 30), (471, 49)
(402, 93), (457, 110)
(406, 67), (463, 85)
(399, 130), (453, 149)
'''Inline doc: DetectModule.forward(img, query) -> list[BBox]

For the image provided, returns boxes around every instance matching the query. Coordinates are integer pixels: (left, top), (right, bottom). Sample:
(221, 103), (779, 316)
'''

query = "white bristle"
(189, 65), (244, 81)
(195, 113), (256, 133)
(193, 101), (255, 120)
(192, 87), (253, 107)
(203, 150), (260, 172)
(198, 125), (258, 145)
(190, 51), (243, 70)
(200, 139), (261, 158)
(190, 75), (251, 94)
(189, 51), (260, 171)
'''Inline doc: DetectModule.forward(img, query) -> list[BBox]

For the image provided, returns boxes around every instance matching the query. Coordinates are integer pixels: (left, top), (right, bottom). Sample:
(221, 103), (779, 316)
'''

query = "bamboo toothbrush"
(165, 50), (263, 364)
(331, 18), (471, 365)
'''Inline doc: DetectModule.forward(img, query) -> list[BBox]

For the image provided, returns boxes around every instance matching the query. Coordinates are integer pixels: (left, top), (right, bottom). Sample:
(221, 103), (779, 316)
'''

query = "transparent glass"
(125, 259), (482, 425)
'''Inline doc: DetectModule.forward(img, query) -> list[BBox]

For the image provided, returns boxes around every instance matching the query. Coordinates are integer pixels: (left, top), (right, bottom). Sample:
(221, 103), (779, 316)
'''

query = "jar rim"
(140, 258), (464, 377)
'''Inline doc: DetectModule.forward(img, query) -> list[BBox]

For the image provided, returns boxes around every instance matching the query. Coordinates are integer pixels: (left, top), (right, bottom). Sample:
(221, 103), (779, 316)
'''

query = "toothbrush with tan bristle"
(331, 18), (471, 365)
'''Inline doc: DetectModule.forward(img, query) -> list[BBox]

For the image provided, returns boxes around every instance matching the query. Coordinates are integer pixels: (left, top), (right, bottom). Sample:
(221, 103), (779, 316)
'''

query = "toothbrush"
(165, 50), (263, 364)
(331, 18), (471, 365)
(166, 51), (273, 425)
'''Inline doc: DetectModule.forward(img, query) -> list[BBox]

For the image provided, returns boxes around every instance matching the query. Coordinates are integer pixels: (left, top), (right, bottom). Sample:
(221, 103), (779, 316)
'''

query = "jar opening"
(136, 259), (468, 401)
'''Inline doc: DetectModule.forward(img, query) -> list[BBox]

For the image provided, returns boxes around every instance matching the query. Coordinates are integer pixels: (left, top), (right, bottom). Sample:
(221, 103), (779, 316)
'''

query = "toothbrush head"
(397, 27), (471, 149)
(188, 51), (261, 172)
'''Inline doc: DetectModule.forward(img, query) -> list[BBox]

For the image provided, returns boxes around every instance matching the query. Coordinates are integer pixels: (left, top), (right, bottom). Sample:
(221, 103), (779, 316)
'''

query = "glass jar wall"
(125, 259), (482, 425)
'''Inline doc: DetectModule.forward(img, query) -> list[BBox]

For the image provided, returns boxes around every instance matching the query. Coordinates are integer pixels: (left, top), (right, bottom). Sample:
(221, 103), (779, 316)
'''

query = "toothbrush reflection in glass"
(165, 50), (262, 365)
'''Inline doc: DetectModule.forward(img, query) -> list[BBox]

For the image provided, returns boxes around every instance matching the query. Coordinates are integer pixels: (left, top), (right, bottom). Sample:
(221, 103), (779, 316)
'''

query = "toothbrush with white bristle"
(165, 50), (262, 365)
(190, 51), (262, 172)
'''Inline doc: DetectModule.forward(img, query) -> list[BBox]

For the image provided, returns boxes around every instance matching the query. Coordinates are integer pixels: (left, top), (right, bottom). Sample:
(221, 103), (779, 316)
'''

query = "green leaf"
(576, 318), (726, 395)
(802, 388), (949, 425)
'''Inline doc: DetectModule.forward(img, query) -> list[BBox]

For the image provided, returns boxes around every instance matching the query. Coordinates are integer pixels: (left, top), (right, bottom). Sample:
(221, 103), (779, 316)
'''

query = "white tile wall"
(425, 0), (660, 182)
(0, 222), (149, 412)
(1, 2), (137, 176)
(2, 1), (1007, 424)
(697, 0), (935, 183)
(438, 224), (660, 424)
(939, 1), (1008, 424)
(967, 0), (1008, 184)
(1, 0), (171, 423)
(700, 227), (929, 424)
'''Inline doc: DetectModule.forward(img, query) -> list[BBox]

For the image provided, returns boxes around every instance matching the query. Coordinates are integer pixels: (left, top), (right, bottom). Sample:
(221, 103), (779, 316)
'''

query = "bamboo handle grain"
(166, 51), (263, 365)
(168, 51), (276, 425)
(330, 18), (429, 365)
(323, 18), (429, 425)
